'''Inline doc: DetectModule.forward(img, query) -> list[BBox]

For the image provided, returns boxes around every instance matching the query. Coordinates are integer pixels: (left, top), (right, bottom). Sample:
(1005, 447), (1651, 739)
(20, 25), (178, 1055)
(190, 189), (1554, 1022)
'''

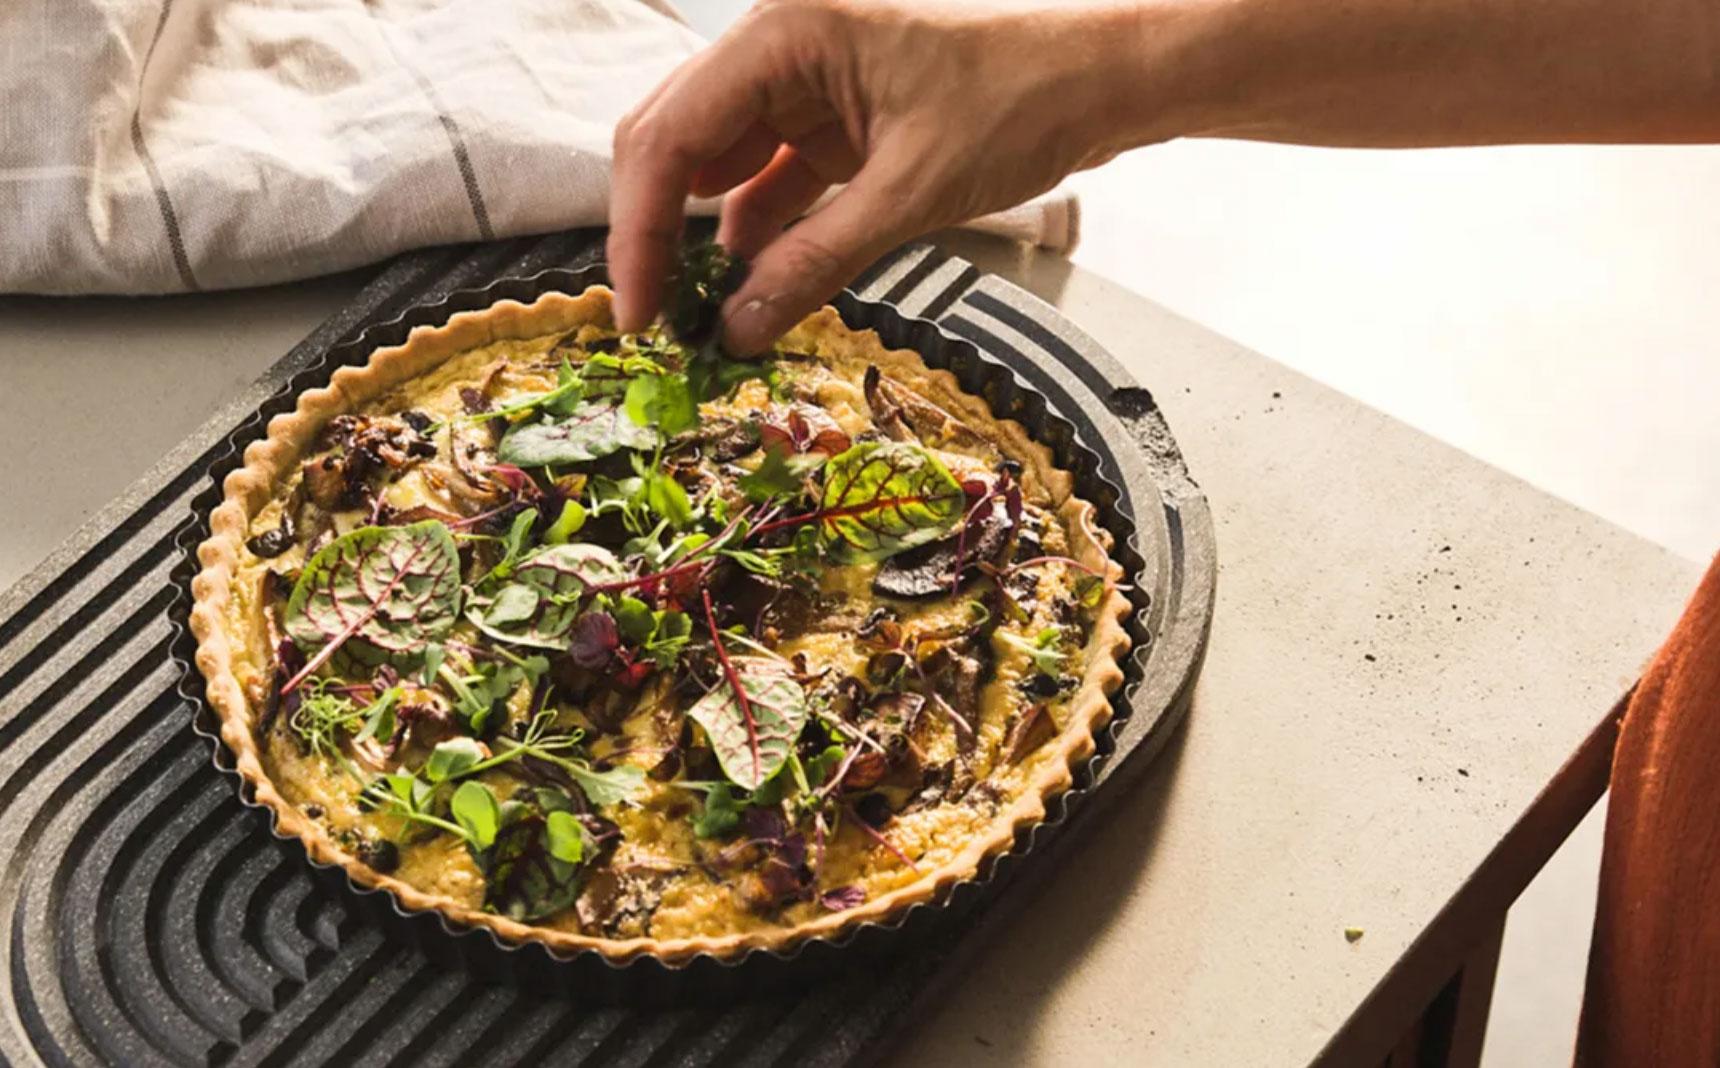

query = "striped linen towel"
(1, 0), (1077, 296)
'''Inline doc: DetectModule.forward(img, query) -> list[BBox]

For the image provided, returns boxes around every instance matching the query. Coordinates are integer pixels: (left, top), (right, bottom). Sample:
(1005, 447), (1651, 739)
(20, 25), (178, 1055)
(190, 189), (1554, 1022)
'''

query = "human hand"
(607, 0), (1158, 353)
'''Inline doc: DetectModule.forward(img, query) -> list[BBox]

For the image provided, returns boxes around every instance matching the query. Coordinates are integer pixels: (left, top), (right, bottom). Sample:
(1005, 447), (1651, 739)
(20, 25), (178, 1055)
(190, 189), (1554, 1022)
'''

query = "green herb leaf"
(610, 597), (692, 667)
(739, 446), (821, 504)
(420, 642), (447, 686)
(817, 442), (964, 560)
(480, 507), (540, 586)
(484, 583), (541, 626)
(466, 360), (584, 425)
(570, 762), (647, 808)
(686, 346), (769, 402)
(478, 799), (586, 920)
(437, 654), (546, 734)
(544, 499), (586, 544)
(721, 548), (781, 577)
(283, 521), (461, 673)
(426, 737), (486, 783)
(999, 625), (1068, 675)
(612, 595), (655, 641)
(450, 781), (502, 849)
(355, 686), (402, 744)
(466, 543), (626, 649)
(545, 810), (586, 864)
(643, 470), (693, 529)
(497, 399), (660, 466)
(686, 657), (809, 791)
(804, 743), (848, 789)
(667, 241), (747, 348)
(625, 372), (699, 437)
(288, 683), (368, 779)
(693, 783), (743, 838)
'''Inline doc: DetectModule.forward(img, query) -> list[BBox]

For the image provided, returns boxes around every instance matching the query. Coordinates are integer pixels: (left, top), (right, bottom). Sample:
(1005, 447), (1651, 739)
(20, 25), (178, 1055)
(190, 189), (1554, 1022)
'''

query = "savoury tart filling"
(191, 284), (1129, 960)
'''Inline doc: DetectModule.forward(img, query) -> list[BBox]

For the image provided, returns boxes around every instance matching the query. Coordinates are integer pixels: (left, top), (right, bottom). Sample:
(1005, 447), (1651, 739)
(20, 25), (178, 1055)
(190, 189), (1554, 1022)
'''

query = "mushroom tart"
(190, 254), (1129, 962)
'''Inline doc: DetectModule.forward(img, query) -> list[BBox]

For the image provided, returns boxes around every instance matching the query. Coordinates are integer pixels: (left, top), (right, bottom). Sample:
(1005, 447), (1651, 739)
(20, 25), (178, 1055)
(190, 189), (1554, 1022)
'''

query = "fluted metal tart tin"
(1, 230), (1212, 1065)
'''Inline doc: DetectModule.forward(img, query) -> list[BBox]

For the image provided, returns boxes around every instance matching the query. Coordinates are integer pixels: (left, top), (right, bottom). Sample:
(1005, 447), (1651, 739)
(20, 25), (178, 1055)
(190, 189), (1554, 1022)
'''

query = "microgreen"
(446, 358), (584, 429)
(543, 499), (586, 544)
(666, 240), (746, 349)
(609, 594), (693, 667)
(750, 442), (963, 561)
(445, 708), (647, 808)
(465, 542), (627, 650)
(478, 507), (540, 587)
(690, 589), (810, 790)
(497, 399), (660, 466)
(354, 685), (402, 745)
(738, 446), (821, 504)
(692, 783), (744, 838)
(999, 625), (1068, 675)
(450, 780), (502, 848)
(282, 521), (462, 693)
(624, 370), (699, 437)
(435, 651), (547, 734)
(425, 736), (486, 783)
(288, 680), (371, 780)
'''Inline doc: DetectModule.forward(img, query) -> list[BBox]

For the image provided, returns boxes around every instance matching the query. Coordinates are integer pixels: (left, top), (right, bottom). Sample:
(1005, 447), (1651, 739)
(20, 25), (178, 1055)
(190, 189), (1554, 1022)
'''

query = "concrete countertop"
(0, 234), (1700, 1064)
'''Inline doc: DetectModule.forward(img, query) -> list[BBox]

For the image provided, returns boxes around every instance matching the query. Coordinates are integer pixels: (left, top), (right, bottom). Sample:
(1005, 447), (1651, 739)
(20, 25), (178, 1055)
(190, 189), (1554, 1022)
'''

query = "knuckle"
(775, 233), (848, 283)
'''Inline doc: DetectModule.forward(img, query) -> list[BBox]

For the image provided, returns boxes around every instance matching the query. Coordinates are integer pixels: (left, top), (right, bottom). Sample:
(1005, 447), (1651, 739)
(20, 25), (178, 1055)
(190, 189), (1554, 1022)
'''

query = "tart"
(189, 281), (1130, 962)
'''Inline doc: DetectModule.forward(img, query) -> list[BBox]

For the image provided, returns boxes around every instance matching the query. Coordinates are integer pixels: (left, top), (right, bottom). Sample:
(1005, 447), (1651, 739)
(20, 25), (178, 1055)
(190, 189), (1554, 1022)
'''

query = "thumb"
(719, 161), (925, 355)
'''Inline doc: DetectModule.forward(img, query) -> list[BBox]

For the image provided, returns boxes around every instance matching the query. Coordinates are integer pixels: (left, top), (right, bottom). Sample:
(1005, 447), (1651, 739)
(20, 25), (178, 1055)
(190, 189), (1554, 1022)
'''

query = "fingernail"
(723, 296), (774, 355)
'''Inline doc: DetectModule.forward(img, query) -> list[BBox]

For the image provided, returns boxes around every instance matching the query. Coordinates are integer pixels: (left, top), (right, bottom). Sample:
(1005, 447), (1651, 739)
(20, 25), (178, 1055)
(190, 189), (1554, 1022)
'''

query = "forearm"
(1114, 0), (1720, 148)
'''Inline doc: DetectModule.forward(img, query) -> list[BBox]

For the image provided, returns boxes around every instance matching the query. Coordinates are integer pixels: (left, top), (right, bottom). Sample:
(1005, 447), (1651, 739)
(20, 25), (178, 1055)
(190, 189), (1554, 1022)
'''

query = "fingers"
(689, 122), (781, 199)
(608, 43), (780, 332)
(717, 144), (833, 258)
(721, 157), (923, 354)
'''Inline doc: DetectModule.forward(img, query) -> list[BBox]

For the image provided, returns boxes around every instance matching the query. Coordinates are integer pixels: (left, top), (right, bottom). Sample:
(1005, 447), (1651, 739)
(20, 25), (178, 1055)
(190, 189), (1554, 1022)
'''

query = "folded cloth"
(2, 0), (1076, 296)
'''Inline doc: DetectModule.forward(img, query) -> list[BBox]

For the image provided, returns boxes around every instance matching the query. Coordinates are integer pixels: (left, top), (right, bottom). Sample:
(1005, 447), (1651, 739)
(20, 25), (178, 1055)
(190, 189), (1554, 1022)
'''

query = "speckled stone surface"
(886, 233), (1700, 1066)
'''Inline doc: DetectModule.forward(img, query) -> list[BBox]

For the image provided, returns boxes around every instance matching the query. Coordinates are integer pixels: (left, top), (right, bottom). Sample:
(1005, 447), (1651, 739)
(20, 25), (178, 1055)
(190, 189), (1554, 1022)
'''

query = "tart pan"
(160, 241), (1214, 1008)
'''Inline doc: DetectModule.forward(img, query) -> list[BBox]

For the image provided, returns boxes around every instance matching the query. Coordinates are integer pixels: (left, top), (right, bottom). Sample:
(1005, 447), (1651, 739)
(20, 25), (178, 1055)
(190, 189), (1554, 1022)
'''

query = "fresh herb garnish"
(435, 649), (547, 734)
(666, 240), (747, 350)
(497, 399), (660, 466)
(450, 357), (584, 428)
(288, 679), (396, 780)
(543, 499), (587, 544)
(476, 790), (593, 920)
(282, 521), (461, 693)
(690, 590), (810, 791)
(466, 542), (627, 650)
(739, 445), (821, 504)
(423, 708), (647, 808)
(478, 507), (540, 586)
(692, 783), (745, 838)
(609, 594), (693, 667)
(757, 441), (963, 560)
(624, 370), (699, 437)
(999, 625), (1067, 674)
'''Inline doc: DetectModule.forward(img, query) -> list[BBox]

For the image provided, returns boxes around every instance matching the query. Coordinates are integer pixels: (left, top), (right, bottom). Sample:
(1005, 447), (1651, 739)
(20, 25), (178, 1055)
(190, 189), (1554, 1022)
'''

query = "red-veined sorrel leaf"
(497, 399), (659, 466)
(467, 543), (627, 650)
(758, 402), (851, 456)
(686, 656), (808, 791)
(817, 441), (964, 559)
(283, 521), (460, 684)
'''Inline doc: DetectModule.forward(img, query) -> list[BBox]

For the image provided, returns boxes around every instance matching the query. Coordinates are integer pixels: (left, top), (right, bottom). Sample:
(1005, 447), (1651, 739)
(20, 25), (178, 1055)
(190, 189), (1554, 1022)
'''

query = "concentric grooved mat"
(0, 232), (1215, 1068)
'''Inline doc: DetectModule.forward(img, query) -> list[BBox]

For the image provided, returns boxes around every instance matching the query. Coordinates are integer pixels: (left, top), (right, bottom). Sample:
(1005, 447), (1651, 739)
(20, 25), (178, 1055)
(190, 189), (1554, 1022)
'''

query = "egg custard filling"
(191, 272), (1129, 960)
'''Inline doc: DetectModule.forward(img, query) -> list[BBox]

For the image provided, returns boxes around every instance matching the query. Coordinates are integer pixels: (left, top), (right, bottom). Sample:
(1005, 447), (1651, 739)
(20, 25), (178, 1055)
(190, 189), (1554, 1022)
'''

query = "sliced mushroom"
(863, 365), (986, 448)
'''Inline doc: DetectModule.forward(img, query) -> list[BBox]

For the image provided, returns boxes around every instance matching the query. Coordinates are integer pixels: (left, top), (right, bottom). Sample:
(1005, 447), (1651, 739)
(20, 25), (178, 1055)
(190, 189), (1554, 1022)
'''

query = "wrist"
(1059, 0), (1253, 152)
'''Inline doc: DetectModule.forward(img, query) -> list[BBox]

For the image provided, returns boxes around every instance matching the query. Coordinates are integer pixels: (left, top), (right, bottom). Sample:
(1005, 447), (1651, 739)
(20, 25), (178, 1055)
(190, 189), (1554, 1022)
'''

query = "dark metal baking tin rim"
(166, 262), (1162, 987)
